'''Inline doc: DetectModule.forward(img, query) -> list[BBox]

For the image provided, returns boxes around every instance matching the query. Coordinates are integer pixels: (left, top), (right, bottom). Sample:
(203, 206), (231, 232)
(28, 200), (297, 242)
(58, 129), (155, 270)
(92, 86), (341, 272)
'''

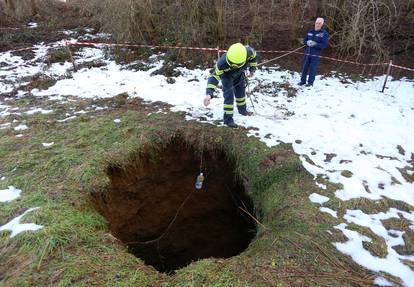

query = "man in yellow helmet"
(203, 43), (257, 128)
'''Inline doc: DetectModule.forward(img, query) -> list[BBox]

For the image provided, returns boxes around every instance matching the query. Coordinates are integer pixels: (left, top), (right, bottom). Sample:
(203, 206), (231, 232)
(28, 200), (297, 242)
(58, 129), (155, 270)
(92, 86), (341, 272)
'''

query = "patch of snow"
(334, 223), (414, 287)
(374, 276), (394, 286)
(316, 182), (327, 190)
(15, 134), (24, 138)
(26, 108), (53, 115)
(343, 209), (410, 250)
(0, 207), (43, 238)
(0, 104), (11, 117)
(27, 22), (38, 28)
(74, 110), (87, 114)
(57, 116), (76, 122)
(75, 47), (105, 62)
(0, 122), (11, 129)
(114, 119), (121, 123)
(0, 186), (21, 202)
(309, 193), (330, 205)
(14, 124), (28, 131)
(42, 142), (54, 147)
(319, 207), (338, 218)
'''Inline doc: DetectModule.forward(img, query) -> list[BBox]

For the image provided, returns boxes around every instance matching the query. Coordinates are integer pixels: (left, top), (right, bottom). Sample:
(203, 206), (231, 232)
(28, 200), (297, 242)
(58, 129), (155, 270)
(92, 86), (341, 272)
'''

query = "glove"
(203, 95), (211, 107)
(307, 40), (317, 47)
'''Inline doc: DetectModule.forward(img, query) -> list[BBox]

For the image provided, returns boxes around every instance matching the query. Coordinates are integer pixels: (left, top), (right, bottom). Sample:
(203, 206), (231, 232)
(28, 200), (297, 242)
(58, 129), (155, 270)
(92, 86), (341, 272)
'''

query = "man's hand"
(307, 40), (316, 47)
(203, 95), (212, 107)
(247, 71), (255, 78)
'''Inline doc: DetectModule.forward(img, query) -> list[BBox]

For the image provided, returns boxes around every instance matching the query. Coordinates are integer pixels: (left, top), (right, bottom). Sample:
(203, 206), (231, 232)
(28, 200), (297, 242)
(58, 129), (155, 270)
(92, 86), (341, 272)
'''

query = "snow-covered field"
(1, 27), (414, 286)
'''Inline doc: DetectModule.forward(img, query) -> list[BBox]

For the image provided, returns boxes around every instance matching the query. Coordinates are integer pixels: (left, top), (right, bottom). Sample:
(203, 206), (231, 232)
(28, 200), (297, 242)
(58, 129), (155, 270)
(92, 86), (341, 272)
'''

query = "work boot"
(225, 121), (238, 128)
(240, 110), (253, 116)
(238, 105), (253, 116)
(298, 81), (306, 86)
(224, 118), (238, 128)
(306, 83), (313, 87)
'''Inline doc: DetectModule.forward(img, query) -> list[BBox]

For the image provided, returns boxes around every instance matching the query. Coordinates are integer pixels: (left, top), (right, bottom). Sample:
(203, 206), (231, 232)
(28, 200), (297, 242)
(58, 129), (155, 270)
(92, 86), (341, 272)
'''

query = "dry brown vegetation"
(75, 0), (414, 61)
(1, 0), (414, 61)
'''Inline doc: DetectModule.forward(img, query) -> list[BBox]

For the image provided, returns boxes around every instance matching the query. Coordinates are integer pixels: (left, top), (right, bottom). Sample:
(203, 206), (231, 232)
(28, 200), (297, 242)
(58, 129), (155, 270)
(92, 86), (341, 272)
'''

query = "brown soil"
(91, 137), (257, 273)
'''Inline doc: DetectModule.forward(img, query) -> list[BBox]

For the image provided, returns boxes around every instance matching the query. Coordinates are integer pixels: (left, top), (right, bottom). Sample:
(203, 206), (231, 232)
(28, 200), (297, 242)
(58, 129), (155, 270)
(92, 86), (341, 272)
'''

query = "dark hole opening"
(92, 138), (257, 273)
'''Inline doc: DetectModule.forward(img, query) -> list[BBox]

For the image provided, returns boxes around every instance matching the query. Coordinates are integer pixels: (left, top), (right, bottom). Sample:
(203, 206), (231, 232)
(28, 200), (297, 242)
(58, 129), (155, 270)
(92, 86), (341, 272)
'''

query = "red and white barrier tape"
(66, 41), (394, 69)
(7, 47), (34, 53)
(258, 49), (386, 67)
(64, 40), (222, 52)
(0, 27), (20, 30)
(2, 39), (413, 73)
(390, 63), (414, 73)
(299, 52), (387, 66)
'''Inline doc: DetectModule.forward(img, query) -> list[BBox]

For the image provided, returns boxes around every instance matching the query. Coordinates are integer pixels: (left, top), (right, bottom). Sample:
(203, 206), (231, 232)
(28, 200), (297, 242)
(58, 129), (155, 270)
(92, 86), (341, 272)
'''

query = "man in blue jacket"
(299, 17), (329, 86)
(203, 43), (257, 128)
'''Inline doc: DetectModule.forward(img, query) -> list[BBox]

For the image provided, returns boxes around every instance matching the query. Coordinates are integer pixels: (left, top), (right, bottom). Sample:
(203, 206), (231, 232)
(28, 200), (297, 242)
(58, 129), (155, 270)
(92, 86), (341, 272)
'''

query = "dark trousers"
(300, 55), (320, 85)
(221, 74), (247, 123)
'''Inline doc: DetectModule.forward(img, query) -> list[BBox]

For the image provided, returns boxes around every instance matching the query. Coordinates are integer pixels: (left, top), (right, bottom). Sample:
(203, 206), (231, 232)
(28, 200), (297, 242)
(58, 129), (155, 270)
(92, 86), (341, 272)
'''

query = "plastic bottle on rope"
(195, 172), (204, 190)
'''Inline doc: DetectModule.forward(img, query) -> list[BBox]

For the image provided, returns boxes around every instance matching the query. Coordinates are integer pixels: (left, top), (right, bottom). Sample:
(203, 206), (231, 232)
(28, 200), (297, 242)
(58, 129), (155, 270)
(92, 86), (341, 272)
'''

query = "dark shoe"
(224, 119), (238, 128)
(239, 110), (253, 116)
(306, 83), (313, 87)
(298, 81), (306, 86)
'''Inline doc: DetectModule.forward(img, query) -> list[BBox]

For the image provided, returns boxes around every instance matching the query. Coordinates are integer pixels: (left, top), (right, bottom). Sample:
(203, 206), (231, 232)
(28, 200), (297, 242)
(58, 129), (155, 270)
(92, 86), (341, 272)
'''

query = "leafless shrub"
(321, 0), (413, 60)
(42, 0), (414, 61)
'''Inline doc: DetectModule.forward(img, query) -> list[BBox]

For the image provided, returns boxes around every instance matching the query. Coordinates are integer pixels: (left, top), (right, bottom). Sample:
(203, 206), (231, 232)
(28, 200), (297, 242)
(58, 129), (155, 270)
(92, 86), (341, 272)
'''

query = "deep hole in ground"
(92, 137), (257, 273)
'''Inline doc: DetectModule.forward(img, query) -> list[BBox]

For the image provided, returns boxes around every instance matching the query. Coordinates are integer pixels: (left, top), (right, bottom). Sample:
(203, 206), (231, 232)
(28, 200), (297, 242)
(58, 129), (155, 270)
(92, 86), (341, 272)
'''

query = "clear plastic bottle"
(195, 172), (204, 189)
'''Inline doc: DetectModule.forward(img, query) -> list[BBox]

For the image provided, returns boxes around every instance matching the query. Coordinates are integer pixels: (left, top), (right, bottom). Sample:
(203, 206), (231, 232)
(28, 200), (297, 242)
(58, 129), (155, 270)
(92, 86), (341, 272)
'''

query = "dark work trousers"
(300, 54), (320, 85)
(221, 74), (247, 124)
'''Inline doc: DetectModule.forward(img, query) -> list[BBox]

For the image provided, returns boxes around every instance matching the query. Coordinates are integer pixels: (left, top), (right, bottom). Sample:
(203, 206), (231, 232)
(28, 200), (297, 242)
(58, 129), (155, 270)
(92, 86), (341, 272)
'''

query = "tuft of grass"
(46, 47), (72, 64)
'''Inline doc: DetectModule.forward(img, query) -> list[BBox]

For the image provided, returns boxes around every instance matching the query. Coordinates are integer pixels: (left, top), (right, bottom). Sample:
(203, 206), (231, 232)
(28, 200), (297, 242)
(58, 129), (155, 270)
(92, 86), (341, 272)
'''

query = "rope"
(124, 188), (195, 245)
(258, 45), (306, 67)
(199, 133), (204, 173)
(245, 77), (257, 114)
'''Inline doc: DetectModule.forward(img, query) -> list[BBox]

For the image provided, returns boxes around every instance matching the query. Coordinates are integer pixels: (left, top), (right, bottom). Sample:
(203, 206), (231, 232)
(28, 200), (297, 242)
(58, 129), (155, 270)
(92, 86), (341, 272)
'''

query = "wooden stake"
(381, 60), (392, 93)
(66, 45), (77, 72)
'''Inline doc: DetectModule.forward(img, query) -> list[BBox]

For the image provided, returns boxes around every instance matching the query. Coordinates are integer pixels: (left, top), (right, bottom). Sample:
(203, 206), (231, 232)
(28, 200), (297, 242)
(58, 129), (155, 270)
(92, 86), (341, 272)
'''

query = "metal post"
(381, 60), (392, 93)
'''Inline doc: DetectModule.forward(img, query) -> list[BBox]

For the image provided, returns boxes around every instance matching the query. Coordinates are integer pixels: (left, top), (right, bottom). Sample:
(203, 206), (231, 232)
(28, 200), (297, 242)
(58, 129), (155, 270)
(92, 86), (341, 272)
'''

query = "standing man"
(299, 17), (329, 87)
(203, 43), (257, 128)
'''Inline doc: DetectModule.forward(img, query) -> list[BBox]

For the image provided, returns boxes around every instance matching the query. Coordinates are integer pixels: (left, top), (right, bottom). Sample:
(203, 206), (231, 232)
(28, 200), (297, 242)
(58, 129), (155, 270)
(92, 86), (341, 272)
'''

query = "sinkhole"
(92, 137), (257, 273)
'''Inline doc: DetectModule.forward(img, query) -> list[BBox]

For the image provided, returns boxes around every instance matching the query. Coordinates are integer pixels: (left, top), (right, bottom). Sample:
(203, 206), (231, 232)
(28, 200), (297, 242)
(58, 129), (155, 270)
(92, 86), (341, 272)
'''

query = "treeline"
(77, 0), (414, 60)
(2, 0), (413, 60)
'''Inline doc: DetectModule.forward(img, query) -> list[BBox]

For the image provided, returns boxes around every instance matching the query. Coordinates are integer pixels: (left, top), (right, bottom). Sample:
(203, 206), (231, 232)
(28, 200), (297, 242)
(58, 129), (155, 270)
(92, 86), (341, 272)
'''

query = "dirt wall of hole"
(91, 138), (257, 272)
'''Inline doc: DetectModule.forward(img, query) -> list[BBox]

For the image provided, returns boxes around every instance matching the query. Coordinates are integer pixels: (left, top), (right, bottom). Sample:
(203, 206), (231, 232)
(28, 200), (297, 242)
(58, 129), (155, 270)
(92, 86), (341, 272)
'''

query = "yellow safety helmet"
(226, 43), (247, 67)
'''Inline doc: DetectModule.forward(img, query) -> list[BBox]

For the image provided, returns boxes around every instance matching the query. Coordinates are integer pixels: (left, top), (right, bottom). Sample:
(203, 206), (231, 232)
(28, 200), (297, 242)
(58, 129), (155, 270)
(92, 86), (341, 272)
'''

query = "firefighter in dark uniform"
(203, 43), (257, 128)
(299, 17), (329, 86)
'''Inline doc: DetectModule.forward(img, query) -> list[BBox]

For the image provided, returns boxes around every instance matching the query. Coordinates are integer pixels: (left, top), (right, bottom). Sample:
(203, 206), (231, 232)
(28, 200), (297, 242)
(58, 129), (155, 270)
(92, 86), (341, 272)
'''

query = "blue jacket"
(304, 28), (329, 56)
(206, 46), (257, 97)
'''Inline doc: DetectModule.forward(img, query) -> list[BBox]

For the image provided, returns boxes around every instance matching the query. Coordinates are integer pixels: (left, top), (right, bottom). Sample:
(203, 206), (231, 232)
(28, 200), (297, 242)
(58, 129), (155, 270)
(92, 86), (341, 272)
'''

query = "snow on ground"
(14, 124), (28, 131)
(0, 186), (21, 202)
(25, 108), (53, 115)
(0, 208), (43, 238)
(309, 192), (330, 204)
(1, 31), (414, 285)
(319, 207), (338, 218)
(27, 22), (38, 29)
(42, 142), (54, 147)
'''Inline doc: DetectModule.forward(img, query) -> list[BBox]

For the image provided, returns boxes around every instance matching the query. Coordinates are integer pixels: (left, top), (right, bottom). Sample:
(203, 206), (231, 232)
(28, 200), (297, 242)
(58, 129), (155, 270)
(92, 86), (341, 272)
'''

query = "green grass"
(0, 95), (391, 286)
